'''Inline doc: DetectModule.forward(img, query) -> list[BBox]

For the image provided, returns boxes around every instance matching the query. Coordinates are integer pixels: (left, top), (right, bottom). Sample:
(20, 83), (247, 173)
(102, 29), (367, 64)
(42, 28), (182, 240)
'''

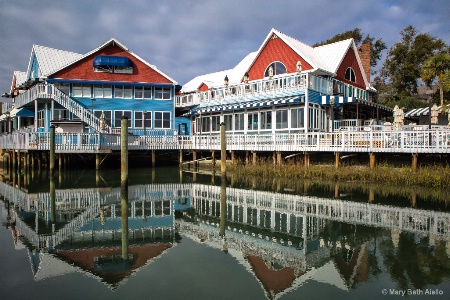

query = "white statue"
(296, 60), (302, 74)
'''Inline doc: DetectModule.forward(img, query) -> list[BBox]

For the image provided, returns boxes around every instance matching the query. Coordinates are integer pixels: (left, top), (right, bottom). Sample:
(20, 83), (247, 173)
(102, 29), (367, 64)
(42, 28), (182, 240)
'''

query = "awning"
(17, 107), (34, 117)
(405, 106), (442, 118)
(321, 95), (393, 111)
(198, 96), (304, 114)
(93, 56), (133, 67)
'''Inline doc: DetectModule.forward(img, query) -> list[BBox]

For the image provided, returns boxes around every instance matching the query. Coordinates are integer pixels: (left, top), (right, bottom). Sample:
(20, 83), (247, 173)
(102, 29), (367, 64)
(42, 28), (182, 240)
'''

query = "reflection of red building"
(56, 243), (172, 287)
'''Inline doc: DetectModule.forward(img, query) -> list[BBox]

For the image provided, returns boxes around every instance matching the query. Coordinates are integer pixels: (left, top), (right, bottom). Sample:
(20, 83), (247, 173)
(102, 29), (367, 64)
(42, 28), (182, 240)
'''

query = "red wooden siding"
(335, 47), (366, 89)
(50, 45), (173, 84)
(247, 34), (312, 81)
(198, 82), (209, 91)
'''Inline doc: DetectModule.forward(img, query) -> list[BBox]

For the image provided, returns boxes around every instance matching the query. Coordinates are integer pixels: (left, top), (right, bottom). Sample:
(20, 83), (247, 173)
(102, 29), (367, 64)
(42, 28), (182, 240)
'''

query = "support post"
(151, 150), (156, 168)
(220, 122), (226, 176)
(121, 117), (128, 191)
(304, 152), (310, 168)
(49, 125), (55, 177)
(211, 151), (215, 169)
(252, 152), (257, 166)
(96, 153), (101, 171)
(179, 150), (183, 166)
(277, 152), (282, 166)
(335, 152), (340, 168)
(412, 154), (418, 171)
(369, 153), (376, 169)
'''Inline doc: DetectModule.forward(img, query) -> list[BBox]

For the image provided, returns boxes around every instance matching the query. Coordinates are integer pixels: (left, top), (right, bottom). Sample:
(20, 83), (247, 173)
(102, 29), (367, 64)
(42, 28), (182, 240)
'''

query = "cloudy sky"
(0, 0), (449, 94)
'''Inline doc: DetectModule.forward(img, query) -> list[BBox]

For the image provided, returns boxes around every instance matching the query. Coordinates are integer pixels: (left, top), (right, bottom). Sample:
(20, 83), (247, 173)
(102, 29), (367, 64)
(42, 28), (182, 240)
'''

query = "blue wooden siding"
(308, 90), (322, 105)
(29, 53), (39, 80)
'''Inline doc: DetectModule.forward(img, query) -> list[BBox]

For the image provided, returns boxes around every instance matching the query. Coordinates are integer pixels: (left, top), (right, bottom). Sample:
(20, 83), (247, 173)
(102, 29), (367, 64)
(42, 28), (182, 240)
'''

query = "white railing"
(175, 73), (309, 108)
(1, 129), (449, 154)
(12, 84), (110, 133)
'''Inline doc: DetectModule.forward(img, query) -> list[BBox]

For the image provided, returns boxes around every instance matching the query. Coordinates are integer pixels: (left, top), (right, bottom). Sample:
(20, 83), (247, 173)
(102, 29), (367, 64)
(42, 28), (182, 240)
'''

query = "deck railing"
(11, 84), (110, 133)
(1, 129), (449, 154)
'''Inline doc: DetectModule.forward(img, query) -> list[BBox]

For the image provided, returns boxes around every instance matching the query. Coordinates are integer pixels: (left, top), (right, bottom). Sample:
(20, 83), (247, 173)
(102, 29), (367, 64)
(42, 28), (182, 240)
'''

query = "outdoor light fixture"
(243, 72), (249, 83)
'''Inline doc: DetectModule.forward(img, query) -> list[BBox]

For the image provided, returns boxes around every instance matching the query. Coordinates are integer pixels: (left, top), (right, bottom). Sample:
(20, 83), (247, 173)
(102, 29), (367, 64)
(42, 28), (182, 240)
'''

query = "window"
(345, 67), (356, 83)
(154, 111), (171, 129)
(72, 84), (91, 97)
(37, 110), (44, 128)
(224, 114), (233, 131)
(114, 85), (132, 98)
(93, 85), (112, 98)
(114, 110), (132, 128)
(234, 113), (244, 131)
(55, 83), (70, 95)
(264, 62), (287, 77)
(155, 87), (171, 100)
(211, 116), (221, 132)
(134, 111), (152, 129)
(54, 109), (69, 120)
(276, 109), (288, 129)
(114, 66), (133, 74)
(134, 86), (152, 99)
(291, 108), (304, 128)
(248, 111), (258, 131)
(95, 110), (112, 127)
(260, 111), (272, 130)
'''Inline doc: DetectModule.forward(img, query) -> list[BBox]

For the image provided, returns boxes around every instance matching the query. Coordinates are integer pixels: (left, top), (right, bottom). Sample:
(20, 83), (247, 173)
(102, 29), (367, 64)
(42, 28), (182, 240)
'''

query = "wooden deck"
(1, 128), (450, 154)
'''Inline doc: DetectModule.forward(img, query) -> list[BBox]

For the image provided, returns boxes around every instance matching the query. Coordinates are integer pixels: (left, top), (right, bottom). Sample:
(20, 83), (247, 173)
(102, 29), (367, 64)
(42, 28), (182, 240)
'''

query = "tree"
(421, 52), (450, 106)
(381, 25), (447, 98)
(313, 28), (387, 72)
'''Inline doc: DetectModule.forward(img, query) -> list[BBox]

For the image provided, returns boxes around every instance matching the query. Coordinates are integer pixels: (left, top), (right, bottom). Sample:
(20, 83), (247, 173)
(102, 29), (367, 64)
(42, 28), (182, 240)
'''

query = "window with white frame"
(276, 109), (288, 129)
(248, 111), (258, 131)
(211, 115), (221, 132)
(234, 113), (244, 131)
(134, 111), (152, 129)
(154, 87), (171, 100)
(94, 110), (112, 127)
(198, 116), (210, 133)
(114, 85), (132, 98)
(37, 110), (44, 128)
(264, 61), (287, 77)
(345, 67), (356, 83)
(134, 86), (152, 99)
(260, 111), (272, 130)
(224, 114), (233, 131)
(291, 108), (304, 128)
(93, 85), (112, 98)
(114, 110), (132, 127)
(72, 84), (91, 97)
(154, 111), (171, 129)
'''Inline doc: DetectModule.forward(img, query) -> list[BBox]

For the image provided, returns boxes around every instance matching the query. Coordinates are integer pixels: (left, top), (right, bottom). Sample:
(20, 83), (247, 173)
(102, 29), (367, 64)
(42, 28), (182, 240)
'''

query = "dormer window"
(345, 67), (356, 83)
(93, 56), (133, 74)
(264, 62), (287, 77)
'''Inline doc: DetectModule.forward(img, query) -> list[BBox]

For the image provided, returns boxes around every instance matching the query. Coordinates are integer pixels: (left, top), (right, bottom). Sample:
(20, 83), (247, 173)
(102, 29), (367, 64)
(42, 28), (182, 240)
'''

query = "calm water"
(1, 166), (450, 300)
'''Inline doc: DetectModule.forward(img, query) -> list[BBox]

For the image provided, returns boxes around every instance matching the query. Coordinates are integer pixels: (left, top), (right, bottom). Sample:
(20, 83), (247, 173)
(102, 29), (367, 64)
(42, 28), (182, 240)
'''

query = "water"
(1, 166), (450, 300)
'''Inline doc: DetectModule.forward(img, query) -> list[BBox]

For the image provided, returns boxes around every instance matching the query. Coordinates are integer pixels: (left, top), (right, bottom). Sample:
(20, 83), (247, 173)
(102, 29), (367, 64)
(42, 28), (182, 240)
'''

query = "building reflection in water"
(1, 169), (450, 297)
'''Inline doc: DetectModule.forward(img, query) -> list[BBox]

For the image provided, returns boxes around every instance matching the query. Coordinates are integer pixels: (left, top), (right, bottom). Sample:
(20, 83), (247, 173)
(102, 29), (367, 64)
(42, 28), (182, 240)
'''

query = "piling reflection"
(0, 167), (450, 297)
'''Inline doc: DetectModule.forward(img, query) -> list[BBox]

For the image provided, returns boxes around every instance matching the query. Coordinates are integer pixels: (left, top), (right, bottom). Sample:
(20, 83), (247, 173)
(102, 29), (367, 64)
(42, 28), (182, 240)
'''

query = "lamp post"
(143, 110), (147, 135)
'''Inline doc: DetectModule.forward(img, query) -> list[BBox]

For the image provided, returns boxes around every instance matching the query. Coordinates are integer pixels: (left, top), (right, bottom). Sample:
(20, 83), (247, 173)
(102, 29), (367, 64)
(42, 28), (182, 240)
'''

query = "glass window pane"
(115, 86), (123, 98)
(124, 86), (132, 98)
(144, 87), (152, 98)
(134, 87), (143, 99)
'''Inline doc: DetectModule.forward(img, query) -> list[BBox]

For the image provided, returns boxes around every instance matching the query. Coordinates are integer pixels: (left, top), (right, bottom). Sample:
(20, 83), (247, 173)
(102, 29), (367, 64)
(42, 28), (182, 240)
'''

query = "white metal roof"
(12, 71), (27, 89)
(182, 51), (257, 93)
(27, 45), (83, 79)
(272, 29), (331, 74)
(313, 38), (353, 74)
(48, 37), (177, 84)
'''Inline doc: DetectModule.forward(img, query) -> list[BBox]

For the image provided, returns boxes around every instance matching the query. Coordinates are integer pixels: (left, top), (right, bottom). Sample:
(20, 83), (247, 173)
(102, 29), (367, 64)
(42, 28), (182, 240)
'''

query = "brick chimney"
(358, 44), (371, 83)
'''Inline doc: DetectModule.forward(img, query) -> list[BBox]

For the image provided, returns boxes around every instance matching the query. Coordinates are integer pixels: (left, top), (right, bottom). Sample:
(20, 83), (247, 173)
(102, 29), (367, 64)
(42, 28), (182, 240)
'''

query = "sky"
(0, 0), (449, 95)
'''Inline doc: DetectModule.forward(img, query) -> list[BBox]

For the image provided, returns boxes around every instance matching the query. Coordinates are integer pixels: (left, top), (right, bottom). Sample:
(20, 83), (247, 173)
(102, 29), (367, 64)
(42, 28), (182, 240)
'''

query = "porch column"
(369, 153), (376, 169)
(335, 152), (340, 168)
(34, 100), (38, 132)
(304, 84), (309, 133)
(412, 154), (418, 171)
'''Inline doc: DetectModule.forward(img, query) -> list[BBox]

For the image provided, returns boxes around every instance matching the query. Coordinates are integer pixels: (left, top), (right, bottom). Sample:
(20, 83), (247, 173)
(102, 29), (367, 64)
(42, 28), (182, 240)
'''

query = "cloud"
(0, 0), (449, 94)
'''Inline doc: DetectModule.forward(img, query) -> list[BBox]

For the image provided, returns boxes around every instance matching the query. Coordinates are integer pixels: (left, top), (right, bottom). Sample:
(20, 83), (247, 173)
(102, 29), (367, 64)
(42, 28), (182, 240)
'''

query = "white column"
(34, 100), (38, 132)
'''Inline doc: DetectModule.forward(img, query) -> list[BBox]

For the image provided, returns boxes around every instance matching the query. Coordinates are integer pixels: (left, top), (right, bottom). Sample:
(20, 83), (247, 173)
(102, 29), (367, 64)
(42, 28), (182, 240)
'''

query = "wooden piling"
(151, 150), (156, 168)
(369, 153), (376, 169)
(220, 122), (226, 175)
(412, 154), (418, 171)
(335, 152), (340, 168)
(49, 125), (55, 177)
(121, 117), (128, 191)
